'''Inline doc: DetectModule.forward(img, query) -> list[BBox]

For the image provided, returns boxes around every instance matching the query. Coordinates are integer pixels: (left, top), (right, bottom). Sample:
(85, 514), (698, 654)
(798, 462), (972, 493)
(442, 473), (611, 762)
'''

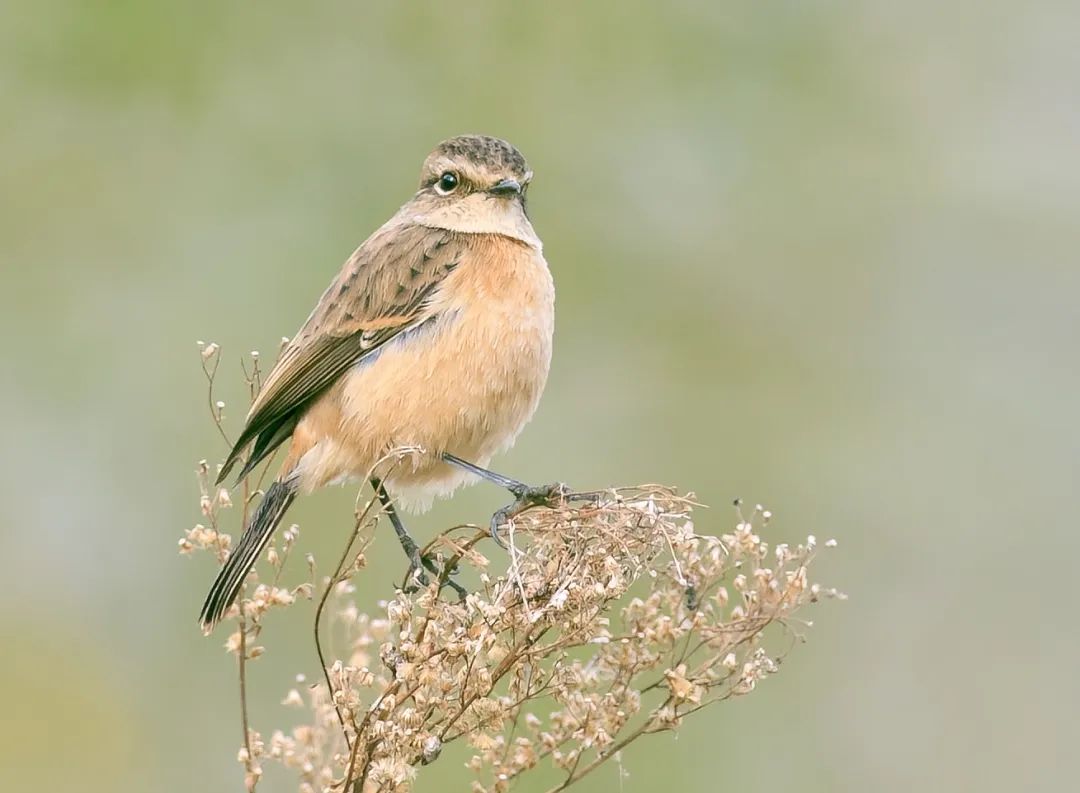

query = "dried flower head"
(183, 345), (842, 792)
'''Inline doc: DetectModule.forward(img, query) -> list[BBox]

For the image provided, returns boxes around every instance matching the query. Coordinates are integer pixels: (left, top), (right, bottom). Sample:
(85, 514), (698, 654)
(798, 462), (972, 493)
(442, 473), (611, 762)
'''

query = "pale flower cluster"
(182, 344), (842, 793)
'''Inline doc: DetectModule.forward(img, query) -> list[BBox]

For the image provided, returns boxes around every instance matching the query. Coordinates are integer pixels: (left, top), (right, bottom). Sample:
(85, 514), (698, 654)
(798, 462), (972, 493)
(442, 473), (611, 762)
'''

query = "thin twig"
(315, 504), (373, 734)
(238, 611), (253, 778)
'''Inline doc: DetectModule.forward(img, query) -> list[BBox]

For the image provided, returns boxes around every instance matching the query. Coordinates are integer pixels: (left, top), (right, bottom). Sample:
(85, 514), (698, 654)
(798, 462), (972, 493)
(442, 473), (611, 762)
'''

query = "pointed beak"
(489, 178), (522, 197)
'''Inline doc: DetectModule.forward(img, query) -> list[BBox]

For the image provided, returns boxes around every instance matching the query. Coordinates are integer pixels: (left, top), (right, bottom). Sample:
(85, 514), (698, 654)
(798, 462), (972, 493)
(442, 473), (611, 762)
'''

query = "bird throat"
(412, 194), (541, 250)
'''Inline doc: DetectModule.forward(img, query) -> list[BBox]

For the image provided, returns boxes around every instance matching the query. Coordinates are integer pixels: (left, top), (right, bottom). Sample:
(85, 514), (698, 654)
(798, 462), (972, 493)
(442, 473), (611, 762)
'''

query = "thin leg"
(372, 478), (427, 589)
(441, 453), (578, 548)
(442, 453), (527, 491)
(371, 478), (467, 599)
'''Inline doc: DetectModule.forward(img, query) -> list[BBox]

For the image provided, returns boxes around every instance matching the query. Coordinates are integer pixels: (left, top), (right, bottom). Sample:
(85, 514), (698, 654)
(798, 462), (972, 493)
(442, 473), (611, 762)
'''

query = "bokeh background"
(2, 2), (1077, 791)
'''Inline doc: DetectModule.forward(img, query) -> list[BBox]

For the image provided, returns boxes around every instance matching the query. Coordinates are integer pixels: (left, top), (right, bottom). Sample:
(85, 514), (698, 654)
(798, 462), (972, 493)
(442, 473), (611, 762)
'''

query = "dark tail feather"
(216, 414), (299, 486)
(199, 480), (296, 629)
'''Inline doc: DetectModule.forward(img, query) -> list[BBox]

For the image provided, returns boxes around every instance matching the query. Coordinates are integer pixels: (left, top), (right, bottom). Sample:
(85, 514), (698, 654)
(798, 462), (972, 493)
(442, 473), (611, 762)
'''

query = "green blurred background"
(2, 1), (1076, 791)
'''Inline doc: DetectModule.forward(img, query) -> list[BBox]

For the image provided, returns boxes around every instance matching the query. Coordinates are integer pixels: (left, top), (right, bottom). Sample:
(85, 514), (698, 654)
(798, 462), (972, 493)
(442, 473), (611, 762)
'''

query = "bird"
(199, 135), (562, 630)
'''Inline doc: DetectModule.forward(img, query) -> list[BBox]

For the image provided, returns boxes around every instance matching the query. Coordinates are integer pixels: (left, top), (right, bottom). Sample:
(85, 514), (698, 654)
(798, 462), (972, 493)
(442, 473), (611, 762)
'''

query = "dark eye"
(435, 171), (459, 195)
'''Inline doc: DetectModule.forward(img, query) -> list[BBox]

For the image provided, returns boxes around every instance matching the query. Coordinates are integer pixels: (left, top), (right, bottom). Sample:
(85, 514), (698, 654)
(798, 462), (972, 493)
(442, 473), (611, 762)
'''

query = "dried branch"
(180, 344), (844, 793)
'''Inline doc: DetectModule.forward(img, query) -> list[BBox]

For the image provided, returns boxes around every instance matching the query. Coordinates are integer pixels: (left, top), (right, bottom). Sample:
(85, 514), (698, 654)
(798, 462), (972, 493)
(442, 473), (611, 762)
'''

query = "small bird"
(200, 135), (559, 629)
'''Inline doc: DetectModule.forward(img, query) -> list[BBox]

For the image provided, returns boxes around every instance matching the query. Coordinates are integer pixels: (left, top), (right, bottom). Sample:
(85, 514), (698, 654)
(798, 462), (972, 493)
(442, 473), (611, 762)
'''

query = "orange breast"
(287, 234), (554, 509)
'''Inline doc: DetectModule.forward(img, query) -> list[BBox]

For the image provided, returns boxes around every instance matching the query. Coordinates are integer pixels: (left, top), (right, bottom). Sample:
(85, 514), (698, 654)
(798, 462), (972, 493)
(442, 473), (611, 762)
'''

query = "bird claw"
(401, 551), (430, 593)
(490, 481), (584, 548)
(402, 551), (467, 601)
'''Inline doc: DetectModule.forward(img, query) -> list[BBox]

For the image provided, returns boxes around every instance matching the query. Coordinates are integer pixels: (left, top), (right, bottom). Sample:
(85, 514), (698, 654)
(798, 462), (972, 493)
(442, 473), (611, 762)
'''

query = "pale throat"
(410, 195), (542, 249)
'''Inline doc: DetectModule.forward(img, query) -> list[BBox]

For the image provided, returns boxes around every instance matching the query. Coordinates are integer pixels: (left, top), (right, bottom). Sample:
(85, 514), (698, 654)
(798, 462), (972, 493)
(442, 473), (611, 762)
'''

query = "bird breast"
(294, 233), (554, 509)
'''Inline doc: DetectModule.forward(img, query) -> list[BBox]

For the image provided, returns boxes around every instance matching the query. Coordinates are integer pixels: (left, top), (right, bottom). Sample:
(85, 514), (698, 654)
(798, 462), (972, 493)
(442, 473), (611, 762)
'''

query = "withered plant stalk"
(181, 343), (843, 793)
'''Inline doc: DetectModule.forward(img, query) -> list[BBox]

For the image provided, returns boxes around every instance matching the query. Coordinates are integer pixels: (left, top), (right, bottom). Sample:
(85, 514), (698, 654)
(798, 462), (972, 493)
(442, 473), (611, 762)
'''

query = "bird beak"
(489, 178), (522, 197)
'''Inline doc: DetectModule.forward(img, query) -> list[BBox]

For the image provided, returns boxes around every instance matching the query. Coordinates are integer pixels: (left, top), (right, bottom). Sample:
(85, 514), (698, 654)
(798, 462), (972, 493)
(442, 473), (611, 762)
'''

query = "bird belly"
(292, 243), (554, 511)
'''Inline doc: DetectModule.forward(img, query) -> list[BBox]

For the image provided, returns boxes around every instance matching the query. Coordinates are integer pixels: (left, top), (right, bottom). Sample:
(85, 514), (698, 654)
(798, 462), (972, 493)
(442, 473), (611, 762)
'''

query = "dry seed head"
(185, 368), (836, 793)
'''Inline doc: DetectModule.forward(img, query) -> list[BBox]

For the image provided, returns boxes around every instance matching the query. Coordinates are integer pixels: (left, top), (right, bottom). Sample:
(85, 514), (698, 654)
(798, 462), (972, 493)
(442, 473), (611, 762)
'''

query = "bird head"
(405, 135), (539, 245)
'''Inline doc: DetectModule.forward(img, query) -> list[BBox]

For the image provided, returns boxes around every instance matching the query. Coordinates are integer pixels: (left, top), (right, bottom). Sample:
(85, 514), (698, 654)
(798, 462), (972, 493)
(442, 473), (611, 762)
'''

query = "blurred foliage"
(1, 1), (1077, 792)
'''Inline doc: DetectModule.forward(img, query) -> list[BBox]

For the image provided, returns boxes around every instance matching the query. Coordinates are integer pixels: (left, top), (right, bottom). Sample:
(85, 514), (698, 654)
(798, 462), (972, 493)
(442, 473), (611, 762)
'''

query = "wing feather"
(217, 222), (463, 484)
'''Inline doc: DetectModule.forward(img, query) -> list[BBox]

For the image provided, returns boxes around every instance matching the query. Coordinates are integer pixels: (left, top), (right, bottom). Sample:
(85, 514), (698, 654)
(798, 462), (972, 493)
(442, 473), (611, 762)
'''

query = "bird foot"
(490, 481), (589, 548)
(401, 547), (430, 592)
(402, 551), (467, 601)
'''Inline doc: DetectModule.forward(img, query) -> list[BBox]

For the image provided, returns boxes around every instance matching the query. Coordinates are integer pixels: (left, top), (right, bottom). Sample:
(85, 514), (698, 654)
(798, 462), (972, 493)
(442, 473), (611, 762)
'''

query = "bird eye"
(435, 171), (459, 195)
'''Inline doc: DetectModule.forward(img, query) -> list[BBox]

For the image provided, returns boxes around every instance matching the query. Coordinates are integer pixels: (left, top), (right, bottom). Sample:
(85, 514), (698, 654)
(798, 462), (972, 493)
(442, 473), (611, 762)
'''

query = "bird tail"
(199, 480), (296, 630)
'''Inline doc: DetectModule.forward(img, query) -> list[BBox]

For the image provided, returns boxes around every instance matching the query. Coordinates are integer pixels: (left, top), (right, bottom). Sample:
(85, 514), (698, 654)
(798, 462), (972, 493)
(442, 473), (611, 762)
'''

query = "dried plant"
(181, 343), (843, 793)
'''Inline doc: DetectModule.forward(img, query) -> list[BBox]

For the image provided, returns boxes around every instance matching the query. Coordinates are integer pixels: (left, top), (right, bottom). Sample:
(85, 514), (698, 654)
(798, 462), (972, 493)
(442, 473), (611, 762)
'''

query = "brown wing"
(217, 222), (464, 484)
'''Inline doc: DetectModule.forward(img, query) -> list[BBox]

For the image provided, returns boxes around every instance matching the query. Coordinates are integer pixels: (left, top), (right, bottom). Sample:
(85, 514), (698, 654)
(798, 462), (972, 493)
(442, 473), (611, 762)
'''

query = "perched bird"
(200, 135), (560, 629)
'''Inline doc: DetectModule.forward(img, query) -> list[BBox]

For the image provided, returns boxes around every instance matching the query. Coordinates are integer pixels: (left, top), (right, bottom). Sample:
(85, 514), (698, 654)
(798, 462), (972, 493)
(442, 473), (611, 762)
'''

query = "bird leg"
(371, 478), (466, 599)
(441, 453), (592, 549)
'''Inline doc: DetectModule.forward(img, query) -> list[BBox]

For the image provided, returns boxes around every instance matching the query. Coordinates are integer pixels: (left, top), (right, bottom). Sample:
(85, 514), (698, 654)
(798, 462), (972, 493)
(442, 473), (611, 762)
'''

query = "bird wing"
(216, 222), (464, 484)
